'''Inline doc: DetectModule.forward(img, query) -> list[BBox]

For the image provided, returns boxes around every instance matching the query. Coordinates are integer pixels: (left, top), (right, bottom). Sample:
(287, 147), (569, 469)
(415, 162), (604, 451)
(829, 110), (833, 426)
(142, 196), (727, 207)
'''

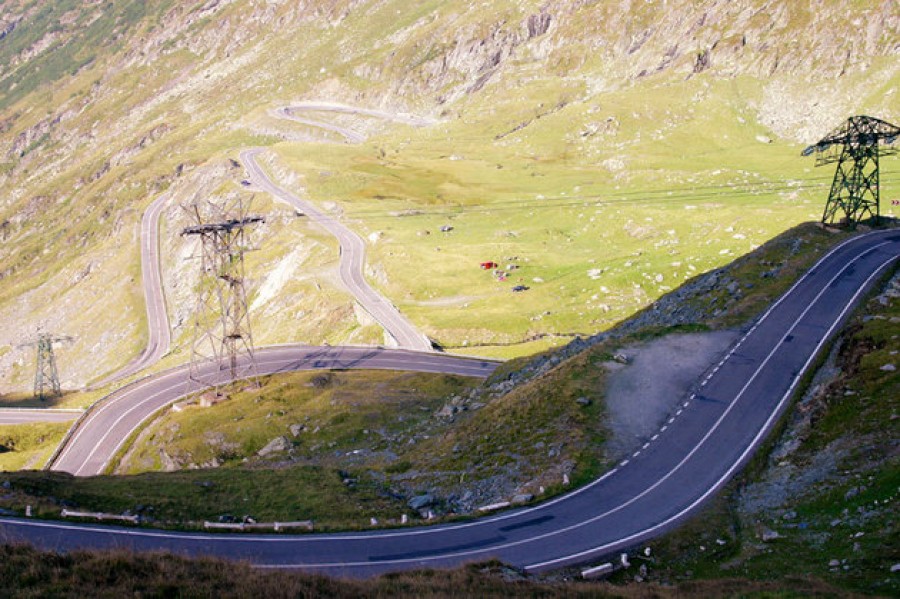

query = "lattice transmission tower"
(803, 115), (899, 227)
(18, 330), (73, 401)
(182, 196), (264, 393)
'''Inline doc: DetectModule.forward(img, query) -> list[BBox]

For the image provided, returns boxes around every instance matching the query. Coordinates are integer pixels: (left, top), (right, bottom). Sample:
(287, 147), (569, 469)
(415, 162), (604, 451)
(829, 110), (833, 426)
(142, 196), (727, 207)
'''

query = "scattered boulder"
(575, 396), (591, 406)
(408, 494), (435, 511)
(436, 404), (457, 419)
(511, 493), (534, 505)
(880, 363), (896, 372)
(289, 424), (305, 437)
(760, 528), (781, 542)
(257, 436), (291, 457)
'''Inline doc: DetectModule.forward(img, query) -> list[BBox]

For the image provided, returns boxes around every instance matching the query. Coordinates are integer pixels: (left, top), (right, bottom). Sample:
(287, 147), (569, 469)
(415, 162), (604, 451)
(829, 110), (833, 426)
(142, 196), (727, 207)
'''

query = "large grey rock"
(257, 436), (291, 457)
(436, 404), (457, 418)
(761, 528), (781, 542)
(408, 494), (434, 510)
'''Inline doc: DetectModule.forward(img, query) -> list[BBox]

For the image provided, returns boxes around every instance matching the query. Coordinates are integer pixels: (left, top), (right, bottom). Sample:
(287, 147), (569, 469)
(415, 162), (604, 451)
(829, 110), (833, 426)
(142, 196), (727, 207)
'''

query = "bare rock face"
(526, 12), (552, 39)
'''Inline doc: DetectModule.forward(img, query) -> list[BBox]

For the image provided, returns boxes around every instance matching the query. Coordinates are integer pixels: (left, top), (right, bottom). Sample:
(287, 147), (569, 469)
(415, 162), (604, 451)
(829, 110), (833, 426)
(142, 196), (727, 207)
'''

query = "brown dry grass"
(0, 543), (857, 598)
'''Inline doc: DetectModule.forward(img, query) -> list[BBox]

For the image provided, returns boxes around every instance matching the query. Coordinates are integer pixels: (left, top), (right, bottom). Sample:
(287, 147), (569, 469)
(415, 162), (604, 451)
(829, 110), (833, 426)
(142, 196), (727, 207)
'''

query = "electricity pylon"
(182, 195), (264, 394)
(802, 115), (899, 227)
(18, 330), (73, 401)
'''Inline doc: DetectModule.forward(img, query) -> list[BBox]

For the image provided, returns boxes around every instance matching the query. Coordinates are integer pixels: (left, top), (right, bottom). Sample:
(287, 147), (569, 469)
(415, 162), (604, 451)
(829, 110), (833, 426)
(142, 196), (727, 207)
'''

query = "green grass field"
(0, 421), (70, 471)
(270, 73), (897, 357)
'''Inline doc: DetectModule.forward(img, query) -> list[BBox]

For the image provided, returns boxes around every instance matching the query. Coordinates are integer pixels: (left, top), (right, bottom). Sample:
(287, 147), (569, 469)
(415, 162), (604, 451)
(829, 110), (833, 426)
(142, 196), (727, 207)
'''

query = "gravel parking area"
(603, 331), (739, 460)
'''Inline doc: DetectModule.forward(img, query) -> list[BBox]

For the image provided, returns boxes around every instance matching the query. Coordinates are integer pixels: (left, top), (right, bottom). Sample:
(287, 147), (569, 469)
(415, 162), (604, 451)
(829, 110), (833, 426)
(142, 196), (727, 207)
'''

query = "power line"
(18, 330), (73, 401)
(182, 195), (264, 396)
(803, 115), (899, 227)
(310, 173), (900, 222)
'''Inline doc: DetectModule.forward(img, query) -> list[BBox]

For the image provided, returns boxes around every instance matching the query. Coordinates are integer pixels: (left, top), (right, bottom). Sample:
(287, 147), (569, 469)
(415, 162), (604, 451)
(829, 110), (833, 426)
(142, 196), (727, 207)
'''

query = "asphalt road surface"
(4, 229), (895, 576)
(0, 191), (172, 423)
(49, 346), (496, 477)
(0, 104), (431, 422)
(0, 409), (79, 425)
(241, 147), (433, 351)
(90, 190), (173, 388)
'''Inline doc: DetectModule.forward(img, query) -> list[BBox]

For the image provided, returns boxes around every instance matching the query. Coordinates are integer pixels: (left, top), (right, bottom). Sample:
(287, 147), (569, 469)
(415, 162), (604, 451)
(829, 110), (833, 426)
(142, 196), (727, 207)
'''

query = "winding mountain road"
(0, 103), (431, 421)
(3, 228), (895, 576)
(241, 147), (432, 351)
(90, 190), (173, 389)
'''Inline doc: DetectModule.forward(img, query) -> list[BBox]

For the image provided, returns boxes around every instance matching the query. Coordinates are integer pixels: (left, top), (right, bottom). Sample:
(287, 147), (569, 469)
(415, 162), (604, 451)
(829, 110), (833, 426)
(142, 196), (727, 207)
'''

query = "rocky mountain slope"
(0, 0), (897, 393)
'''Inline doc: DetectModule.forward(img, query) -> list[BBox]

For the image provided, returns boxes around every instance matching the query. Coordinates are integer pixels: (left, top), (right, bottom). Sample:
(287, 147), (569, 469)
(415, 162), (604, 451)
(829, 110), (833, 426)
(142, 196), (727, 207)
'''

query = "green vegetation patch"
(115, 370), (473, 474)
(272, 73), (853, 357)
(0, 466), (404, 532)
(406, 342), (611, 496)
(0, 421), (70, 472)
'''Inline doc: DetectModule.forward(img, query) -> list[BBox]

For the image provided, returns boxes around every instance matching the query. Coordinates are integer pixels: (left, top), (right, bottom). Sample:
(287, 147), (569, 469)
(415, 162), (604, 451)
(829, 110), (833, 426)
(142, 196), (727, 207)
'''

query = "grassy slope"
(1, 1), (898, 392)
(0, 546), (857, 599)
(113, 370), (473, 475)
(0, 370), (477, 530)
(0, 421), (69, 471)
(271, 67), (898, 358)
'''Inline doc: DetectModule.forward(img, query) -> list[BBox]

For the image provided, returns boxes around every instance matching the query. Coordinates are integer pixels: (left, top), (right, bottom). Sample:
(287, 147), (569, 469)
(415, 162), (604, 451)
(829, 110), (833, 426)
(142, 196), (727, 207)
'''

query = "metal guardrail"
(61, 509), (139, 524)
(203, 520), (314, 532)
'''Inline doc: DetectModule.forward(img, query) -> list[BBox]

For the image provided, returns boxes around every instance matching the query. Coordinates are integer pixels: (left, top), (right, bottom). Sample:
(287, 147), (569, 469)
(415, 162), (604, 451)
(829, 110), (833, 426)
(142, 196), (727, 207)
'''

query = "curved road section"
(4, 229), (897, 576)
(49, 346), (495, 476)
(0, 102), (429, 422)
(241, 147), (432, 351)
(0, 192), (173, 424)
(91, 191), (173, 388)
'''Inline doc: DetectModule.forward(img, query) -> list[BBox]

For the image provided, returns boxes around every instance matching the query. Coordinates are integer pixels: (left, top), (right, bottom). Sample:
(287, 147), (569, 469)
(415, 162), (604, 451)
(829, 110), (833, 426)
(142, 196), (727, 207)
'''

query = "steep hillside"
(0, 0), (897, 393)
